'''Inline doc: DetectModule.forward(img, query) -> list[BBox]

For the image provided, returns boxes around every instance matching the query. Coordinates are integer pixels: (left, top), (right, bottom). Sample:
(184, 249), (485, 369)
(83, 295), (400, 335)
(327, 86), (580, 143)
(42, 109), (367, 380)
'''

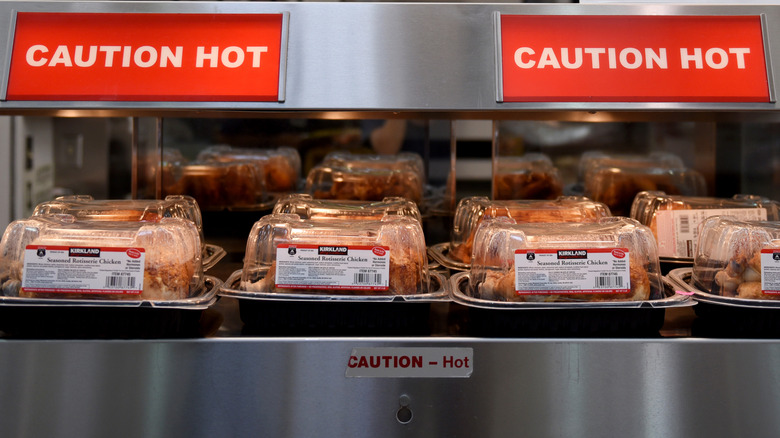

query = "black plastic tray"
(668, 267), (780, 338)
(0, 276), (221, 339)
(220, 270), (450, 336)
(450, 272), (691, 338)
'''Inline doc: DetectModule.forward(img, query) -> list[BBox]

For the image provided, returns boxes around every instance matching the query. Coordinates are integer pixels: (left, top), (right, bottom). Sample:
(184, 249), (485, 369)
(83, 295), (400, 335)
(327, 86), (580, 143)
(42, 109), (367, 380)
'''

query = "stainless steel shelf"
(1, 334), (779, 438)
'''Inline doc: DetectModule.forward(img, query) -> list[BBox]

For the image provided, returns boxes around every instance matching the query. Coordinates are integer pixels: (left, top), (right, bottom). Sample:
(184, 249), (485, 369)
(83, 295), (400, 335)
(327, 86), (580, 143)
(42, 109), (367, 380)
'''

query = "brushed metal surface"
(0, 338), (779, 438)
(0, 2), (779, 115)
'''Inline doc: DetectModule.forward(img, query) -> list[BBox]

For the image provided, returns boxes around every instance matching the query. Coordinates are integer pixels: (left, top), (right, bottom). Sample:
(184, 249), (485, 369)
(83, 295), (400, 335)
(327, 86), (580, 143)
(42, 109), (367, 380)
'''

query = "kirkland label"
(275, 244), (390, 291)
(514, 248), (630, 294)
(346, 348), (473, 378)
(21, 245), (145, 294)
(655, 208), (767, 258)
(760, 248), (780, 295)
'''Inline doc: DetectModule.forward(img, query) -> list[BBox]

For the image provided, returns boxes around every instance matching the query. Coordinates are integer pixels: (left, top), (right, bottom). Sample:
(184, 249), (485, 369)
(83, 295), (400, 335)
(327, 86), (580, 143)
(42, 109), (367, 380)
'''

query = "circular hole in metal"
(396, 406), (413, 424)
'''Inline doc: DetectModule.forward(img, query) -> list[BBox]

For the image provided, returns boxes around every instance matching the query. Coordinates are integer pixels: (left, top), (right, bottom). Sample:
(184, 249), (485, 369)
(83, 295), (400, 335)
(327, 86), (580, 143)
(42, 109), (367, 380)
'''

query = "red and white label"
(275, 244), (390, 291)
(760, 248), (780, 295)
(346, 348), (473, 378)
(21, 245), (145, 295)
(499, 15), (769, 102)
(655, 208), (768, 258)
(6, 12), (285, 101)
(513, 248), (631, 294)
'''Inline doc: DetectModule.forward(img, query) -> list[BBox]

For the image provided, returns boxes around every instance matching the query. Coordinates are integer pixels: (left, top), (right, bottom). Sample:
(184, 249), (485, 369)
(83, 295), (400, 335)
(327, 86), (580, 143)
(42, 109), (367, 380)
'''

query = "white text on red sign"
(25, 45), (270, 69)
(513, 47), (752, 70)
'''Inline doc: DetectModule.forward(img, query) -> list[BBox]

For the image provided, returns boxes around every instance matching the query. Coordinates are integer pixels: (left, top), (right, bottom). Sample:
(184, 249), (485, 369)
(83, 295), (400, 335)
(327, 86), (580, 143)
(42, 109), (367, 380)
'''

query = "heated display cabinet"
(2, 2), (780, 437)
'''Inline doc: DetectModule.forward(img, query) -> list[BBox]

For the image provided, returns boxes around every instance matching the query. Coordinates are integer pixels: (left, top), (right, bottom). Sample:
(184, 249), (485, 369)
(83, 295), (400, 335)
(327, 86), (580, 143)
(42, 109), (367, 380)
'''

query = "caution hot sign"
(6, 12), (286, 101)
(498, 15), (771, 103)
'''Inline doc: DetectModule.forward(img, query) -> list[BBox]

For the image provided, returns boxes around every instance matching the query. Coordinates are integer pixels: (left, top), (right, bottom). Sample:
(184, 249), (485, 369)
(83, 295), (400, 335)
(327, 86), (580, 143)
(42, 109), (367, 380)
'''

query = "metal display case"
(2, 2), (780, 437)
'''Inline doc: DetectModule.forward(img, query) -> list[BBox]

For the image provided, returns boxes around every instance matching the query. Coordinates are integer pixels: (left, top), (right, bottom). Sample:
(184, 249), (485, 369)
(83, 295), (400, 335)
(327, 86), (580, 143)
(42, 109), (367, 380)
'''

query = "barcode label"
(275, 244), (390, 291)
(354, 273), (383, 285)
(514, 248), (631, 294)
(21, 245), (145, 295)
(657, 208), (768, 258)
(678, 214), (690, 234)
(594, 275), (623, 288)
(105, 275), (136, 289)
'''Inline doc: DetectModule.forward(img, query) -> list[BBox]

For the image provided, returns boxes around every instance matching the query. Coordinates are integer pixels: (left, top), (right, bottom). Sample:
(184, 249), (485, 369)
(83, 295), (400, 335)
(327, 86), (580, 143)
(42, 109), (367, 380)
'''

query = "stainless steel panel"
(1, 338), (779, 438)
(0, 2), (778, 115)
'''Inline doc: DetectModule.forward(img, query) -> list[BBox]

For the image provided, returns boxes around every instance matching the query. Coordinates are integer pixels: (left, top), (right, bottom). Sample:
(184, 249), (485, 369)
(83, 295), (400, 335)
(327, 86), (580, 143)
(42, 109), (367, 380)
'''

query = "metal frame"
(0, 2), (779, 117)
(2, 2), (780, 437)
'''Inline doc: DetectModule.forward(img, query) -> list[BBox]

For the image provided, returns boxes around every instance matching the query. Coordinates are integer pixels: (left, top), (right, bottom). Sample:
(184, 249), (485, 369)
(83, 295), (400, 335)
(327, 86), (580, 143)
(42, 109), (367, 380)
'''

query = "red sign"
(6, 12), (285, 101)
(499, 15), (770, 102)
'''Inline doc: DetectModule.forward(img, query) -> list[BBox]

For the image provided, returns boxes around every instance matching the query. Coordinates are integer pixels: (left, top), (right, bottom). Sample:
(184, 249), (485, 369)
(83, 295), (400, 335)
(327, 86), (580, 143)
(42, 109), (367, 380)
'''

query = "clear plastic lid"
(493, 153), (563, 200)
(32, 195), (205, 249)
(631, 191), (780, 259)
(578, 151), (686, 182)
(321, 151), (425, 180)
(583, 160), (706, 216)
(305, 165), (423, 204)
(692, 217), (780, 300)
(0, 215), (203, 301)
(241, 213), (429, 295)
(163, 160), (266, 210)
(469, 216), (663, 302)
(450, 196), (612, 264)
(273, 193), (422, 222)
(197, 145), (301, 193)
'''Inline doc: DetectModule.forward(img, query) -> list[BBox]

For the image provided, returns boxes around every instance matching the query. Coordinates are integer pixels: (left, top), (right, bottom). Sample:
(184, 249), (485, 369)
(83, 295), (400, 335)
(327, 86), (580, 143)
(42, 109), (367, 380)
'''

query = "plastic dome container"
(321, 151), (425, 181)
(163, 160), (266, 210)
(34, 194), (203, 243)
(241, 213), (429, 295)
(273, 193), (422, 223)
(448, 196), (612, 266)
(631, 191), (780, 259)
(580, 151), (706, 216)
(468, 217), (663, 302)
(0, 215), (203, 301)
(197, 145), (301, 193)
(493, 153), (563, 200)
(692, 217), (780, 300)
(578, 151), (685, 183)
(305, 165), (423, 204)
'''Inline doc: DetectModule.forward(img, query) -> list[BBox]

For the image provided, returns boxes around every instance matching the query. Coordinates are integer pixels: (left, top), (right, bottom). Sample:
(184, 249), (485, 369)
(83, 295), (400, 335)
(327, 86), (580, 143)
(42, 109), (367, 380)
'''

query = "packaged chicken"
(33, 194), (202, 241)
(0, 215), (203, 301)
(197, 145), (301, 193)
(631, 191), (780, 259)
(580, 152), (707, 216)
(305, 165), (423, 204)
(321, 151), (425, 181)
(273, 193), (422, 222)
(240, 214), (429, 295)
(440, 196), (612, 269)
(31, 195), (226, 270)
(691, 217), (780, 301)
(493, 153), (563, 200)
(578, 151), (686, 182)
(163, 160), (266, 210)
(468, 217), (664, 303)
